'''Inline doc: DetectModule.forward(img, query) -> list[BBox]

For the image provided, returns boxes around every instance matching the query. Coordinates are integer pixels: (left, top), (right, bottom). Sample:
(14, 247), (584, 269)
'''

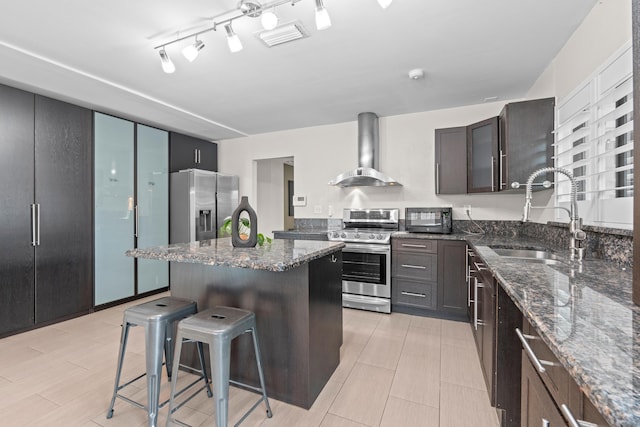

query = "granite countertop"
(465, 236), (637, 427)
(126, 238), (345, 272)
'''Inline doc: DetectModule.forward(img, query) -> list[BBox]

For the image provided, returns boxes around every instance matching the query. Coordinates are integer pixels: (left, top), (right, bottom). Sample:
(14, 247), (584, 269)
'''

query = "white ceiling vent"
(256, 22), (308, 47)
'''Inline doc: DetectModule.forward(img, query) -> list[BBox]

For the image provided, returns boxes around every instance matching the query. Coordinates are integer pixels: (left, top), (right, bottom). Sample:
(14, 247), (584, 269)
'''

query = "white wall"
(219, 0), (631, 225)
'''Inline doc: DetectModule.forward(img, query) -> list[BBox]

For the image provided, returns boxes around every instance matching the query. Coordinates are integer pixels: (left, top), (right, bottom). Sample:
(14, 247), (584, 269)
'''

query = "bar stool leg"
(211, 336), (231, 427)
(166, 329), (184, 426)
(145, 321), (165, 427)
(250, 327), (273, 418)
(106, 322), (131, 419)
(164, 320), (176, 380)
(196, 341), (213, 398)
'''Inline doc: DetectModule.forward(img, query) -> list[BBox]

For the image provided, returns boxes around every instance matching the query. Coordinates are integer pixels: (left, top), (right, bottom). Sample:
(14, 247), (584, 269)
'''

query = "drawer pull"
(401, 264), (427, 270)
(401, 243), (427, 248)
(401, 291), (426, 298)
(560, 404), (595, 427)
(474, 261), (488, 271)
(515, 328), (555, 374)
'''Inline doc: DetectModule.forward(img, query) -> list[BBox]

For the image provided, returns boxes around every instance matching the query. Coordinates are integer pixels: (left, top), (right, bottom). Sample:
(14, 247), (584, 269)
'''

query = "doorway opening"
(255, 156), (294, 238)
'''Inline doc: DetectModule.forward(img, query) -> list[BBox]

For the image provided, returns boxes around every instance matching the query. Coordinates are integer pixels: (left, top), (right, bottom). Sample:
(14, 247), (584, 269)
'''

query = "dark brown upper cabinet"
(435, 127), (467, 194)
(169, 132), (218, 172)
(436, 98), (555, 194)
(499, 97), (555, 190)
(467, 116), (499, 193)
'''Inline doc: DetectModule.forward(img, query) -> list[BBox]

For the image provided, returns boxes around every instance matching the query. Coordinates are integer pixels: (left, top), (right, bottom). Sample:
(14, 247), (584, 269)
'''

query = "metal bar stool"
(106, 296), (212, 427)
(166, 306), (273, 427)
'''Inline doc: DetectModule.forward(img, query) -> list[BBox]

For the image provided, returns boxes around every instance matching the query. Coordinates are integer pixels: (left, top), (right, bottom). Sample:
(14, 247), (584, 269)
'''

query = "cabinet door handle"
(198, 149), (201, 163)
(330, 254), (337, 263)
(401, 291), (426, 298)
(491, 155), (495, 191)
(500, 150), (506, 189)
(30, 204), (37, 246)
(35, 203), (40, 246)
(134, 205), (139, 238)
(474, 277), (479, 330)
(194, 149), (198, 164)
(515, 328), (554, 374)
(401, 264), (427, 270)
(436, 163), (440, 194)
(401, 243), (427, 248)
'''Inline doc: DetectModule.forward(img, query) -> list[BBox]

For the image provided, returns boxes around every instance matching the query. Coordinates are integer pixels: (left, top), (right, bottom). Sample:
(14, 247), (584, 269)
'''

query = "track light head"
(159, 48), (175, 73)
(238, 0), (262, 17)
(261, 9), (279, 30)
(315, 0), (331, 30)
(225, 23), (243, 53)
(182, 39), (205, 62)
(377, 0), (393, 8)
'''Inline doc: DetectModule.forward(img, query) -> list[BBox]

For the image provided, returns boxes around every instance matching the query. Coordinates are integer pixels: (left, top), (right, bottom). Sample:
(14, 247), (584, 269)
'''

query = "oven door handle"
(343, 243), (390, 253)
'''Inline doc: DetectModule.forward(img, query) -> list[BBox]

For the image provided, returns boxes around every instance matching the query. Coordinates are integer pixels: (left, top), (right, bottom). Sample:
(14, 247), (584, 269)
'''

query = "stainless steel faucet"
(515, 167), (586, 262)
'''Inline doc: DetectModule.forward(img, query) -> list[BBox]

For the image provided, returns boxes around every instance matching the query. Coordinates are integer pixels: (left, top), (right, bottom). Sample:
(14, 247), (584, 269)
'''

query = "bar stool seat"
(106, 296), (212, 427)
(166, 306), (273, 427)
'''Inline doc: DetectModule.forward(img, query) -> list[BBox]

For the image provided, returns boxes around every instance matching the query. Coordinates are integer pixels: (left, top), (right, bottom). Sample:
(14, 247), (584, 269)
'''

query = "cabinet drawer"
(520, 318), (580, 416)
(393, 252), (437, 281)
(393, 279), (437, 309)
(392, 238), (437, 253)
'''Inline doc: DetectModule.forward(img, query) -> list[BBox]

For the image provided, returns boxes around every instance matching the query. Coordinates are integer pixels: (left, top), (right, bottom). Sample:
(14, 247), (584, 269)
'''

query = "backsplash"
(294, 218), (633, 268)
(453, 220), (633, 269)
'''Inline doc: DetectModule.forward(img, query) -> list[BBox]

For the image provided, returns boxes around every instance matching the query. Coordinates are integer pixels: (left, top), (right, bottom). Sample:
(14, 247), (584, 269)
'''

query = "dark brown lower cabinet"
(520, 316), (611, 427)
(469, 250), (522, 427)
(391, 238), (467, 321)
(521, 353), (566, 427)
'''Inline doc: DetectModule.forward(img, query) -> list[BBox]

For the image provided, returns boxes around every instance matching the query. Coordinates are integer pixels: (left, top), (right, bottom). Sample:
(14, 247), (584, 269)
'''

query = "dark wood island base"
(170, 251), (343, 409)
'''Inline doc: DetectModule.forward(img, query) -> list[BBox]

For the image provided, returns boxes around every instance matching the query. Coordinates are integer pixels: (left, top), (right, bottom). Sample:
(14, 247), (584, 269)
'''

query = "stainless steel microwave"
(405, 207), (452, 234)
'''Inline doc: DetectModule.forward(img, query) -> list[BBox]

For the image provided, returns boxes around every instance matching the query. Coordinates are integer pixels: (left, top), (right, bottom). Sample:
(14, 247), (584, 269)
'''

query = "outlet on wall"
(313, 205), (323, 214)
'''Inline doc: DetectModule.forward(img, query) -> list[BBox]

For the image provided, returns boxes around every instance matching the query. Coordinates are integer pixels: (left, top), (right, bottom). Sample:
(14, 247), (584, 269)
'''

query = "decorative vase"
(231, 196), (258, 247)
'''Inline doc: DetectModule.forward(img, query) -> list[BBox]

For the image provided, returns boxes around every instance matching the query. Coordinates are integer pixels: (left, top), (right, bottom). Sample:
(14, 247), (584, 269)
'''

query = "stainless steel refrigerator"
(170, 169), (239, 243)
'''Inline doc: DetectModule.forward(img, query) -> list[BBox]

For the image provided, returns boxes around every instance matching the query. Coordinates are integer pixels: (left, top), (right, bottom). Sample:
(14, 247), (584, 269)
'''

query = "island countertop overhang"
(126, 238), (345, 272)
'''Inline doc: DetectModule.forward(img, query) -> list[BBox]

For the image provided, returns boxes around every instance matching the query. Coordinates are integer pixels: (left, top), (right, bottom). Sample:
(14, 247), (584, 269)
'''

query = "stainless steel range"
(327, 208), (399, 313)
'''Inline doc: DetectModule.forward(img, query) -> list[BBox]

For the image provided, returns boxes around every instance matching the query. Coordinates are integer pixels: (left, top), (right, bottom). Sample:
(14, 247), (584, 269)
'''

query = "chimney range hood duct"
(329, 112), (402, 187)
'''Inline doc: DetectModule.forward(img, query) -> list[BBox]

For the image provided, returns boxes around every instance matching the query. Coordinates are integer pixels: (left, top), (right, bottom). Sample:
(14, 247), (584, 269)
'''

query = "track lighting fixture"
(225, 23), (243, 53)
(315, 0), (331, 30)
(159, 48), (175, 74)
(182, 39), (205, 62)
(261, 8), (279, 30)
(155, 0), (377, 72)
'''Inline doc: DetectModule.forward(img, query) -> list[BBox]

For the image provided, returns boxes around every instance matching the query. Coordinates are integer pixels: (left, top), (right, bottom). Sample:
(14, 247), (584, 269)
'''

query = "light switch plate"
(292, 195), (307, 207)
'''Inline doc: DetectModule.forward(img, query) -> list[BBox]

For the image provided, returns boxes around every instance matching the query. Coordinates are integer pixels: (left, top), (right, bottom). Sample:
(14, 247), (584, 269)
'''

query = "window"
(555, 44), (633, 229)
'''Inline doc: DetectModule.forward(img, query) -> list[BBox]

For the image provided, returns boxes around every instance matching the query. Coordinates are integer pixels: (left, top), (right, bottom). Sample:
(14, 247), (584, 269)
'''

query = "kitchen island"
(126, 238), (344, 409)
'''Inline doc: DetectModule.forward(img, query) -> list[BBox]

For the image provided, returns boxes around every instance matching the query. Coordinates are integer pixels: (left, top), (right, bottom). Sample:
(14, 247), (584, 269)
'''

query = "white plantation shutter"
(554, 45), (633, 229)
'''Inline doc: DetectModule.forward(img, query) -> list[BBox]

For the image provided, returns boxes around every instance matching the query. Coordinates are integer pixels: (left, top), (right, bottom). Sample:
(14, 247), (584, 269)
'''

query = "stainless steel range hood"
(329, 112), (402, 187)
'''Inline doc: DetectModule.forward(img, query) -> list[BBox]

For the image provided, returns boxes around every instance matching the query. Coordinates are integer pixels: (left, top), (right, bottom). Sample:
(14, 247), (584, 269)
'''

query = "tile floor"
(0, 293), (499, 427)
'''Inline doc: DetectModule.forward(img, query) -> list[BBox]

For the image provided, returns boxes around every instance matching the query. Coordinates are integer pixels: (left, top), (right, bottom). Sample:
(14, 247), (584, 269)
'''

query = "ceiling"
(0, 0), (598, 141)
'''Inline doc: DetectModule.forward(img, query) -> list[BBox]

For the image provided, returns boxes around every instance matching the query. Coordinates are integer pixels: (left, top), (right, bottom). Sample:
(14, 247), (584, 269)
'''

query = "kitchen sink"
(489, 247), (566, 265)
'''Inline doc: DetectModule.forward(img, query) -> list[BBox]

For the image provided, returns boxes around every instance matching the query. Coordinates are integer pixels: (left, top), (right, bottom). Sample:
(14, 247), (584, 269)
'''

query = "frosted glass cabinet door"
(94, 113), (135, 305)
(136, 125), (169, 293)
